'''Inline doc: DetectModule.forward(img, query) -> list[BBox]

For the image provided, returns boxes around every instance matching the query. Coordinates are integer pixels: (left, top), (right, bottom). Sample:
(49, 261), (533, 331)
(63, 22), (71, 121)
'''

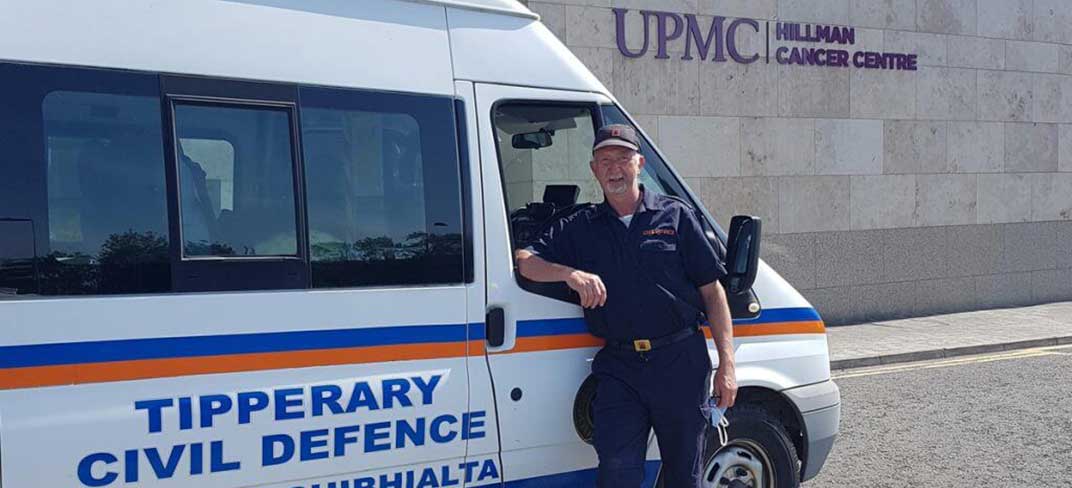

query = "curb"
(830, 335), (1072, 371)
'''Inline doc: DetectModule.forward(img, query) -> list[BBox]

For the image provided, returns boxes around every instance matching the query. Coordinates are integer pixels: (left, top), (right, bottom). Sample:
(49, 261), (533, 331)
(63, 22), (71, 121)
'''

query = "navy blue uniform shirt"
(529, 187), (727, 342)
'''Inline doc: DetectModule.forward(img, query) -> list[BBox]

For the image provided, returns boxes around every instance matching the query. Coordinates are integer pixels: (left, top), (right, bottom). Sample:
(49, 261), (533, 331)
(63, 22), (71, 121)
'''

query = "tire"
(657, 404), (801, 488)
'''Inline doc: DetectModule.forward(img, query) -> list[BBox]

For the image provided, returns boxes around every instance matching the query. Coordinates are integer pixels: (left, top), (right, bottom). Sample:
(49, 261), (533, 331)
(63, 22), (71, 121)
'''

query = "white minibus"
(0, 1), (839, 486)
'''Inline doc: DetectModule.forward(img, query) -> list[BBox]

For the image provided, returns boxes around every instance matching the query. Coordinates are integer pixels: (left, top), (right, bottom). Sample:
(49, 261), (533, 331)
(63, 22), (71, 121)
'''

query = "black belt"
(608, 326), (700, 353)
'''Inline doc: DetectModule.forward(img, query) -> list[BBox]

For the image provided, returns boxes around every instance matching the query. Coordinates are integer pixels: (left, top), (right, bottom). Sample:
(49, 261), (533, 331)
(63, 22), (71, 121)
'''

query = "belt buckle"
(633, 339), (652, 352)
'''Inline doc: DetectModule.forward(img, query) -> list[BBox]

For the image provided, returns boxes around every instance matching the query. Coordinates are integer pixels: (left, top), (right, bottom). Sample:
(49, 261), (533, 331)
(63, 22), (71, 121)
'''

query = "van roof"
(408, 0), (538, 19)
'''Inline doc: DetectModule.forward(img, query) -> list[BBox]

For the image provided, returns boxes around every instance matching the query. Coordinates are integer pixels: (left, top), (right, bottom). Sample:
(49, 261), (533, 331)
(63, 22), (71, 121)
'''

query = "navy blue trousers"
(592, 332), (712, 488)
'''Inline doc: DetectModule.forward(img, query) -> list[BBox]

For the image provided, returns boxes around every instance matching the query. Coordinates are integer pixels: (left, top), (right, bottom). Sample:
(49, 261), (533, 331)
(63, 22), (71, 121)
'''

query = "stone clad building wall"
(521, 0), (1072, 324)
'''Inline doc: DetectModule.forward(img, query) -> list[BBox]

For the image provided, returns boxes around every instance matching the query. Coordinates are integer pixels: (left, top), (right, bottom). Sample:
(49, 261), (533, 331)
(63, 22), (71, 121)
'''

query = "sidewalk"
(826, 301), (1072, 370)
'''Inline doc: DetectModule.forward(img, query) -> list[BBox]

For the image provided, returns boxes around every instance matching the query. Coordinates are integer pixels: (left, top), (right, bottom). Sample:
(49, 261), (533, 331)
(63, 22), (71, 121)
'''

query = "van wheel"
(657, 405), (800, 488)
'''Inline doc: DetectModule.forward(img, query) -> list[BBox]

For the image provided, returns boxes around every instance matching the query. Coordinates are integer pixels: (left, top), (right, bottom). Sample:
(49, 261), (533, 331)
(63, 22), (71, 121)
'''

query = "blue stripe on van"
(736, 306), (822, 324)
(515, 306), (821, 338)
(0, 323), (469, 369)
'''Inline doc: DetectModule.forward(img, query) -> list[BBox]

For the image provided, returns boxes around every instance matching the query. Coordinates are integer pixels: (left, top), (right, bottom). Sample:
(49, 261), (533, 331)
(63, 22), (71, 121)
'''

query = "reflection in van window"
(173, 103), (298, 257)
(40, 91), (170, 295)
(300, 87), (464, 287)
(494, 104), (600, 213)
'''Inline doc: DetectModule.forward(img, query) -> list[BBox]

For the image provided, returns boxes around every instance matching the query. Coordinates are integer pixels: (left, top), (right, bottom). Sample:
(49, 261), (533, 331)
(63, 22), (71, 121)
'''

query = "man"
(515, 124), (737, 487)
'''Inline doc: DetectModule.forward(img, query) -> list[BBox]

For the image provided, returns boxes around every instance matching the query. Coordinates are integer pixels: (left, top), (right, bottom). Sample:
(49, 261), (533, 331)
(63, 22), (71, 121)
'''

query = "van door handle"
(486, 307), (505, 347)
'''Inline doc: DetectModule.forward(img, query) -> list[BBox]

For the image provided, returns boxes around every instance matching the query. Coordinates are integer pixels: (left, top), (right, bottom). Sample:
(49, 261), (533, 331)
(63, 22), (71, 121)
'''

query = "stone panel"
(1035, 74), (1072, 124)
(851, 69), (917, 119)
(884, 30), (947, 67)
(1005, 41), (1060, 73)
(1034, 0), (1072, 44)
(815, 119), (883, 175)
(803, 287), (864, 325)
(947, 36), (1004, 70)
(1062, 125), (1072, 172)
(977, 0), (1034, 41)
(916, 174), (978, 226)
(1002, 222), (1058, 273)
(565, 5), (617, 49)
(814, 230), (887, 287)
(702, 0), (777, 19)
(947, 224), (1004, 277)
(1058, 222), (1072, 269)
(778, 0), (850, 24)
(657, 116), (739, 177)
(778, 66), (851, 118)
(916, 67), (977, 121)
(850, 28), (887, 54)
(854, 281), (919, 322)
(849, 0), (917, 30)
(1031, 269), (1072, 303)
(884, 121), (949, 174)
(850, 175), (917, 230)
(778, 176), (851, 233)
(1030, 172), (1072, 221)
(978, 71), (1034, 122)
(883, 226), (952, 282)
(977, 174), (1032, 224)
(692, 177), (780, 233)
(914, 277), (978, 317)
(571, 47), (615, 92)
(529, 2), (566, 41)
(699, 62), (779, 117)
(631, 115), (658, 144)
(976, 272), (1035, 309)
(1005, 123), (1058, 173)
(740, 118), (815, 176)
(762, 233), (816, 289)
(918, 0), (976, 35)
(948, 122), (1004, 173)
(1061, 46), (1072, 75)
(613, 52), (700, 115)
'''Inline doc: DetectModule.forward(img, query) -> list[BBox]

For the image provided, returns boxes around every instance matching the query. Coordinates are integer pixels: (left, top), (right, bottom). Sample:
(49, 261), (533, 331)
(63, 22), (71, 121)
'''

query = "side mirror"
(512, 130), (553, 149)
(722, 215), (761, 295)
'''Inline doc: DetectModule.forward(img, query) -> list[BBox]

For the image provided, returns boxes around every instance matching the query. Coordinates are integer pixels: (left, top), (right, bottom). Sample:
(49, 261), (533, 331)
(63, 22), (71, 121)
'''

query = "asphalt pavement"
(809, 344), (1072, 487)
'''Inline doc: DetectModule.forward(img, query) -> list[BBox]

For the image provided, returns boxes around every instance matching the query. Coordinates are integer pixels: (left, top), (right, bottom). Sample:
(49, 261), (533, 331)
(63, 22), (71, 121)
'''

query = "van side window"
(173, 103), (299, 257)
(0, 62), (171, 296)
(299, 87), (465, 287)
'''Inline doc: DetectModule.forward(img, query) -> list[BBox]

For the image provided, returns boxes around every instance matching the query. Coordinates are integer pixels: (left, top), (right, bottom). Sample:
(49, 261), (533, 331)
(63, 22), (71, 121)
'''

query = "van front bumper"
(782, 379), (841, 482)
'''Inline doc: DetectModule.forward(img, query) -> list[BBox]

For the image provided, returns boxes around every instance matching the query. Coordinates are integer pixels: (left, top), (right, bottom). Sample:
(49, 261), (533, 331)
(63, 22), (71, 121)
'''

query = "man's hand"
(712, 363), (737, 409)
(566, 270), (607, 309)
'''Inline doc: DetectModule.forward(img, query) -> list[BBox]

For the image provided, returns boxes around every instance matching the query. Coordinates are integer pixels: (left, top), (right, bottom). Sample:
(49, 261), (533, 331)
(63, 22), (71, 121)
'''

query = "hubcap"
(703, 440), (772, 488)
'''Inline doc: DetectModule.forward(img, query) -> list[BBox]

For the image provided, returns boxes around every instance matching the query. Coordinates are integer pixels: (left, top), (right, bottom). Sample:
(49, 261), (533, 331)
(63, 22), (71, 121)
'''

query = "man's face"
(590, 146), (644, 196)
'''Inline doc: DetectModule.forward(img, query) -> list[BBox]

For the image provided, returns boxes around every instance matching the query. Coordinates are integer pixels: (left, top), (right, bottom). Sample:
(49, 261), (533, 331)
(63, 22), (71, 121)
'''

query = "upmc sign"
(613, 9), (919, 71)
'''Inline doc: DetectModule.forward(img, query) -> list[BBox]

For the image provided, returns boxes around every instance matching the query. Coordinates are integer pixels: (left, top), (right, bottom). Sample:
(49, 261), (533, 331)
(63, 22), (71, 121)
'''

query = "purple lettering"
(654, 11), (685, 59)
(776, 22), (792, 41)
(682, 14), (726, 61)
(727, 18), (760, 64)
(815, 25), (831, 43)
(614, 8), (650, 58)
(775, 46), (790, 64)
(905, 54), (918, 71)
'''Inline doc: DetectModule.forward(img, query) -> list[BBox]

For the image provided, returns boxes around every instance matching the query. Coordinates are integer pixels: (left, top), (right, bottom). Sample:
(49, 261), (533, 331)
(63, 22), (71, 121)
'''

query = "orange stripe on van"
(512, 334), (606, 353)
(0, 342), (467, 390)
(496, 321), (826, 354)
